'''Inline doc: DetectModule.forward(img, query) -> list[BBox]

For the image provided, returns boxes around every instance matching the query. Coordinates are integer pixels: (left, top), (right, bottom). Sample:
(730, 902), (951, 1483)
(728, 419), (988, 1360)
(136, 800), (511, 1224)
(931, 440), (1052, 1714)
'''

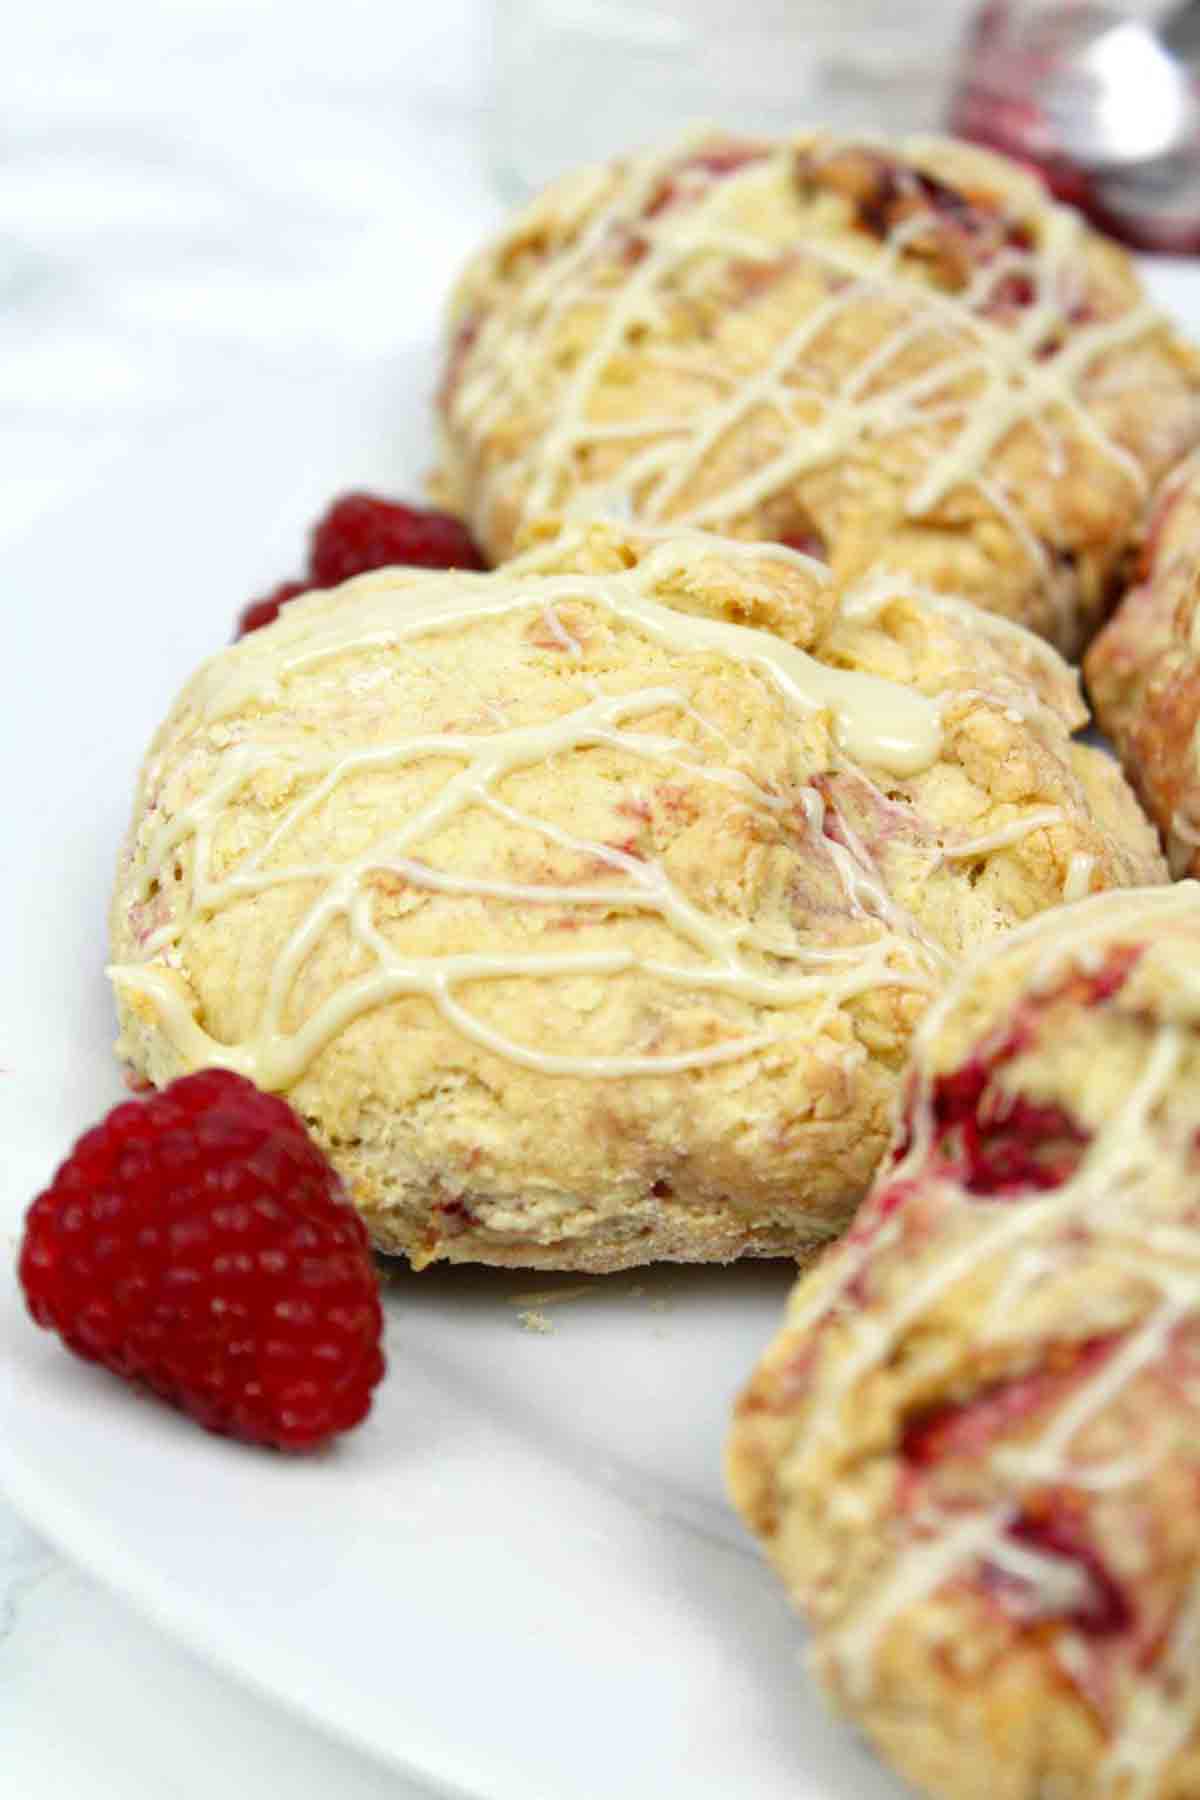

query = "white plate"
(0, 347), (899, 1800)
(4, 268), (1199, 1800)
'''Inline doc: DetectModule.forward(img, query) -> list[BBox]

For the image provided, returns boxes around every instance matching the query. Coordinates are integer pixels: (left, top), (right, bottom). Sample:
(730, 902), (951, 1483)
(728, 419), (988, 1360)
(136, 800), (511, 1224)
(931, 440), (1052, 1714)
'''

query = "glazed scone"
(432, 128), (1200, 654)
(728, 885), (1200, 1800)
(1086, 450), (1200, 874)
(109, 528), (1164, 1272)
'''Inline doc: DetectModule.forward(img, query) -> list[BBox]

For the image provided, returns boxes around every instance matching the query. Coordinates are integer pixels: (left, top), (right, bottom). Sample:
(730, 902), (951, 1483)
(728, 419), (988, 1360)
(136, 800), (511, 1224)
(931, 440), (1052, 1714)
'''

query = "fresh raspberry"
(234, 495), (485, 639)
(235, 580), (310, 640)
(19, 1070), (385, 1451)
(308, 493), (485, 588)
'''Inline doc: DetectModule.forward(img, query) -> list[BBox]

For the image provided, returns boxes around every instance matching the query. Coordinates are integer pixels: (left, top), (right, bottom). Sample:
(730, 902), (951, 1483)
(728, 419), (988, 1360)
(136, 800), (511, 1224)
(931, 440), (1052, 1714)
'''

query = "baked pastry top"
(729, 884), (1200, 1800)
(433, 129), (1200, 654)
(110, 526), (1163, 1272)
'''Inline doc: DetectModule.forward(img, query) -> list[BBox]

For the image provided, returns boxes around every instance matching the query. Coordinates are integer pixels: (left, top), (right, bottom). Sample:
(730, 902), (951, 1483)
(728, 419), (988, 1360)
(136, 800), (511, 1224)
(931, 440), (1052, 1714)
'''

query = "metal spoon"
(1036, 2), (1200, 236)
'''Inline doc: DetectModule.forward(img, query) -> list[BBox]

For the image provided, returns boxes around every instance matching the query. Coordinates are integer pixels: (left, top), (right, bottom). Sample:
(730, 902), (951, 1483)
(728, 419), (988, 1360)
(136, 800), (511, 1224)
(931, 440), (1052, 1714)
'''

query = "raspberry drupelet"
(19, 1070), (386, 1451)
(235, 493), (484, 638)
(308, 492), (484, 588)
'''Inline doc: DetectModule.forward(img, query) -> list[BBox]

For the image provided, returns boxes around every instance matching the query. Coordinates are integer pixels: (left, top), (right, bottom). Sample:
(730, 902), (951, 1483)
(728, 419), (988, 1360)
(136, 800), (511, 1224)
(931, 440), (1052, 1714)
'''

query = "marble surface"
(1, 0), (504, 549)
(9, 7), (1200, 1795)
(0, 1511), (433, 1799)
(1, 3), (502, 1792)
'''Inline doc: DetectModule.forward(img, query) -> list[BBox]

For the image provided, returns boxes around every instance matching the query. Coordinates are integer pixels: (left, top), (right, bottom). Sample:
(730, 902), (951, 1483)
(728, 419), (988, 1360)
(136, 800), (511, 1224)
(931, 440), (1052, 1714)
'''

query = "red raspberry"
(234, 496), (485, 639)
(308, 492), (485, 588)
(235, 580), (310, 640)
(19, 1070), (385, 1451)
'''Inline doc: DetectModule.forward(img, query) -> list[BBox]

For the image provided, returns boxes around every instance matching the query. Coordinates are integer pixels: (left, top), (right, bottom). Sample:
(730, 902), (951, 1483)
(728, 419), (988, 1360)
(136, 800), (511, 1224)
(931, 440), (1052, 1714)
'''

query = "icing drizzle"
(784, 883), (1200, 1797)
(447, 130), (1163, 614)
(111, 549), (949, 1091)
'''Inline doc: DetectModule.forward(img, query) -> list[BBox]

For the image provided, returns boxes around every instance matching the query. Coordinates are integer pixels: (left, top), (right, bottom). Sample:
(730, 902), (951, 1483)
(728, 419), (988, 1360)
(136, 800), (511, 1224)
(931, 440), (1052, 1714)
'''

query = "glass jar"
(490, 0), (977, 197)
(951, 1), (1200, 252)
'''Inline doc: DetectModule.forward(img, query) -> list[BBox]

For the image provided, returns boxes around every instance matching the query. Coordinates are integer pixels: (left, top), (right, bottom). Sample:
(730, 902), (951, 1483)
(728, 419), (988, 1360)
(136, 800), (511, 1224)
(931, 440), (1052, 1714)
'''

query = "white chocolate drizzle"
(1064, 850), (1096, 903)
(111, 555), (949, 1092)
(448, 130), (1165, 632)
(840, 566), (1082, 700)
(785, 883), (1200, 1795)
(933, 807), (1065, 864)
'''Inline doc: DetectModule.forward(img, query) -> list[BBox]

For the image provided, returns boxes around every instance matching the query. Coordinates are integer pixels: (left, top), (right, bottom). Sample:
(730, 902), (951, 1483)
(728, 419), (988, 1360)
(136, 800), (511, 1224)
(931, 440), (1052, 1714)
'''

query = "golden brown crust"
(1086, 452), (1200, 875)
(110, 531), (1163, 1273)
(728, 887), (1200, 1800)
(433, 130), (1200, 655)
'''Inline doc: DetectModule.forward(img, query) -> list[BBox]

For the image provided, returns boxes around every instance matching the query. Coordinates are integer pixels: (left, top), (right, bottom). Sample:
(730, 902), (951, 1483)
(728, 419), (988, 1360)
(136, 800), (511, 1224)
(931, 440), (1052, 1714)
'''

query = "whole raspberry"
(235, 580), (310, 640)
(19, 1070), (385, 1451)
(234, 495), (485, 639)
(308, 492), (485, 587)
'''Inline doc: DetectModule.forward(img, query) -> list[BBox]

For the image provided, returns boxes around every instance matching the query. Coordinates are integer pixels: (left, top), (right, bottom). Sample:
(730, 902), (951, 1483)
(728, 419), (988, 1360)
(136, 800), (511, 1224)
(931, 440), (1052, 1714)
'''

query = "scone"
(109, 527), (1163, 1272)
(1087, 450), (1200, 874)
(432, 128), (1200, 654)
(728, 884), (1200, 1800)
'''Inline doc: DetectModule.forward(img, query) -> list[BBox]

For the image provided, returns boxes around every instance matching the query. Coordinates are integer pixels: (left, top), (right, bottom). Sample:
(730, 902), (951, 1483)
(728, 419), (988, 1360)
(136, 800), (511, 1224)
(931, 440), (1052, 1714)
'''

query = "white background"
(2, 6), (500, 1794)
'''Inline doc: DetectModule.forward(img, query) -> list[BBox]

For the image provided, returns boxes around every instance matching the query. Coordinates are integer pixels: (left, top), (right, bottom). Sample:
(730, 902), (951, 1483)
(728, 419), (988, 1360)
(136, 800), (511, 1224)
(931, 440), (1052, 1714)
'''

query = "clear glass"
(490, 0), (978, 198)
(950, 1), (1200, 252)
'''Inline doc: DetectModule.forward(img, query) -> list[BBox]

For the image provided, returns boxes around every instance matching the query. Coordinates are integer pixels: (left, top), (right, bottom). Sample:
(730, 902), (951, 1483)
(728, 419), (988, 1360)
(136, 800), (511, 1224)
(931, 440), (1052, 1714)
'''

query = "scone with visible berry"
(237, 491), (484, 637)
(728, 884), (1200, 1800)
(433, 129), (1200, 653)
(110, 525), (1163, 1272)
(1087, 450), (1200, 874)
